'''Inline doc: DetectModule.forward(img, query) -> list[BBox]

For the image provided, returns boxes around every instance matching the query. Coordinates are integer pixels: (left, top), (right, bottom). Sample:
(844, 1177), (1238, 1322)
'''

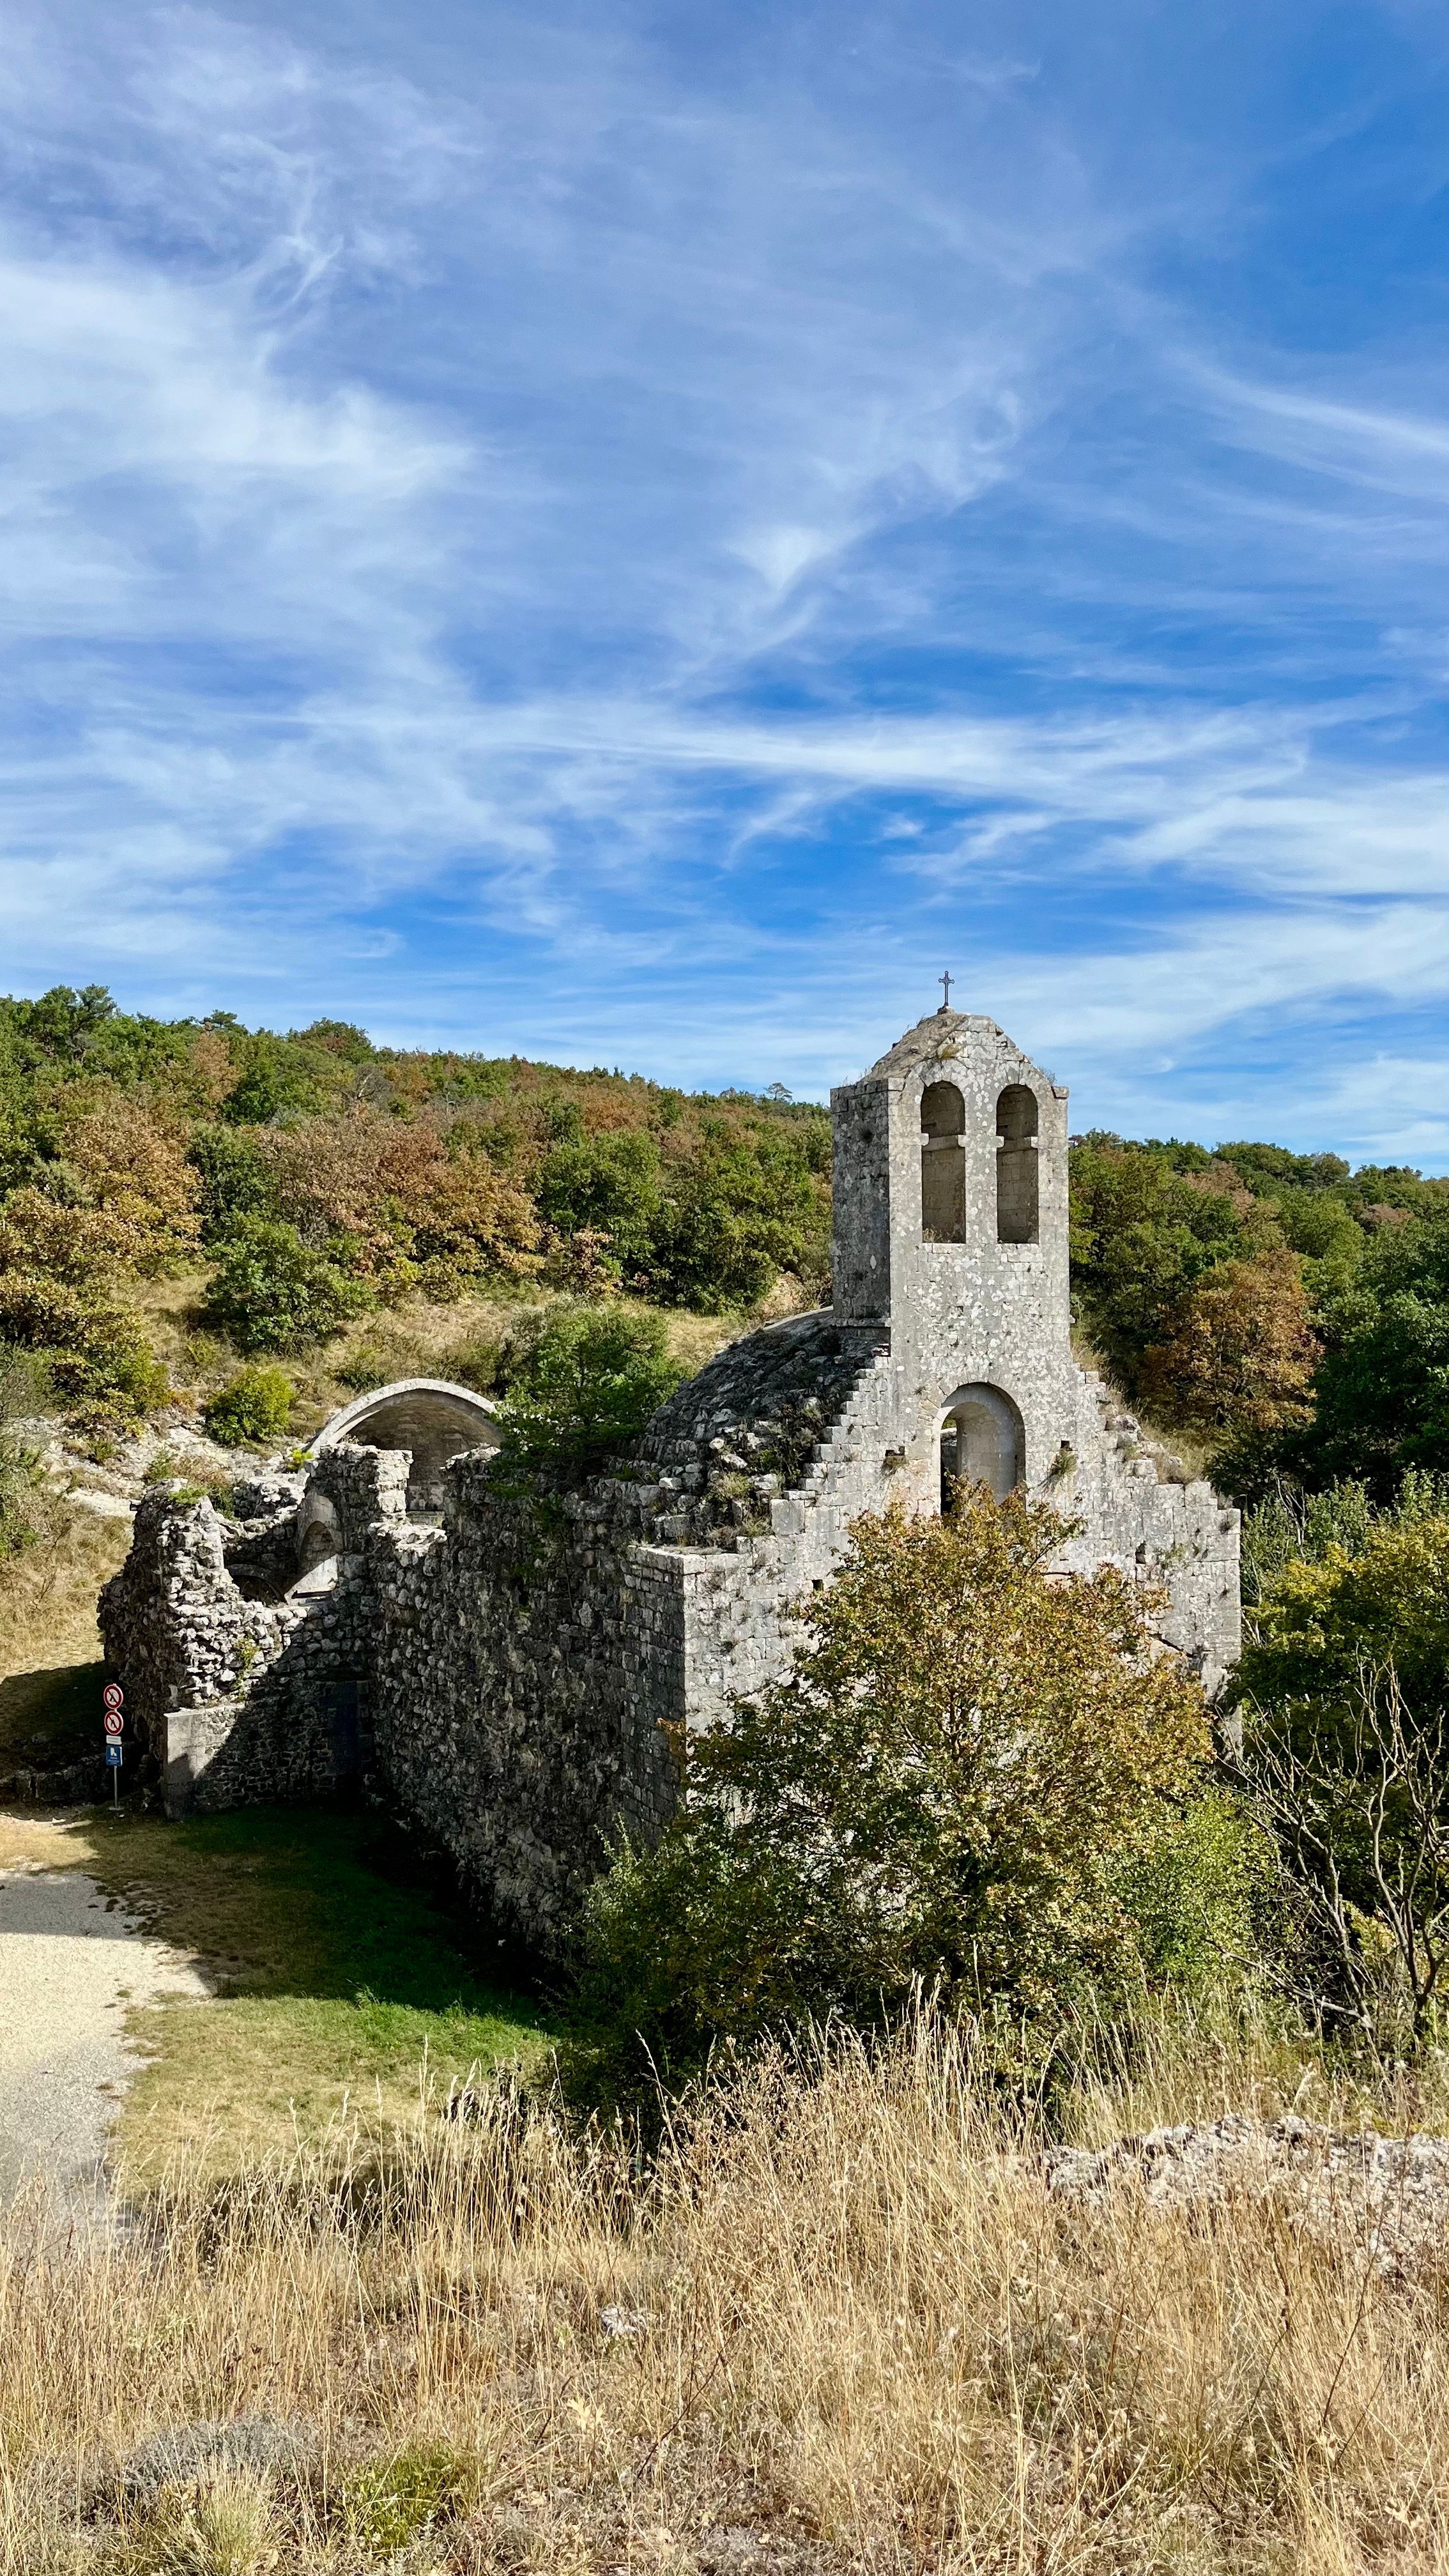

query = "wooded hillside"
(1, 983), (1445, 1499)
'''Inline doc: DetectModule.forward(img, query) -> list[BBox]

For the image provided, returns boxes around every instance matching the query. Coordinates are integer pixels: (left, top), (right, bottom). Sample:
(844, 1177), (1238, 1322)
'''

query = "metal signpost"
(102, 1683), (123, 1808)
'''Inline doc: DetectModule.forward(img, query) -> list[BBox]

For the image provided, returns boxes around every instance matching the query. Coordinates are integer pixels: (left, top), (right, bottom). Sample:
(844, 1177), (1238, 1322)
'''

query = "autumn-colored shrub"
(1068, 1139), (1271, 1388)
(56, 1096), (201, 1271)
(1140, 1245), (1320, 1442)
(257, 1110), (540, 1298)
(0, 1189), (166, 1425)
(0, 1275), (164, 1425)
(567, 1487), (1213, 2097)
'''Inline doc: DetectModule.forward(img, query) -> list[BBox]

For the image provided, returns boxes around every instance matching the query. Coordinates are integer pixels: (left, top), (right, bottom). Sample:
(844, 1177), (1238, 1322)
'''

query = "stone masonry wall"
(99, 1447), (411, 1815)
(365, 1453), (683, 1957)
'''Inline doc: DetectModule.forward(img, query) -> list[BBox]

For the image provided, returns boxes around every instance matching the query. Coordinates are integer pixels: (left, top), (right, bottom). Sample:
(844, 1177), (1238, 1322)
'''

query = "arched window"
(939, 1384), (1025, 1509)
(296, 1494), (341, 1574)
(921, 1081), (966, 1242)
(996, 1085), (1039, 1243)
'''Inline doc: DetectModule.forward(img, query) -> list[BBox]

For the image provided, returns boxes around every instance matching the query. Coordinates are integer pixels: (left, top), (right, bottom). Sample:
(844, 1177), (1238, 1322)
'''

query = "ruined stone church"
(103, 1008), (1240, 1956)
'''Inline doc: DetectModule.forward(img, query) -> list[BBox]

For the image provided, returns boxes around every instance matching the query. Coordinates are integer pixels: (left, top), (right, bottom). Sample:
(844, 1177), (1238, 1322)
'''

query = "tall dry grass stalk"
(3, 2011), (1446, 2573)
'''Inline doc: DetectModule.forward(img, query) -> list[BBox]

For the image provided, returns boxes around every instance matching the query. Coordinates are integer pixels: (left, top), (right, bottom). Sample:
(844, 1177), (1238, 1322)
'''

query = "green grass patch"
(78, 1804), (548, 2171)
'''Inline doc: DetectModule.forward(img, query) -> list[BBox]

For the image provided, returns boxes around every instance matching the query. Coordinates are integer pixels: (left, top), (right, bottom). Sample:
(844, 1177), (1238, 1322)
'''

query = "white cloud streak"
(1, 0), (1448, 1153)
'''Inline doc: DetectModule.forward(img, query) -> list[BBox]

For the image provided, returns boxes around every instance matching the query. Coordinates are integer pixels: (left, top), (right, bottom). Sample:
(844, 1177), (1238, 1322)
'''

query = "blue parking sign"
(105, 1742), (123, 1768)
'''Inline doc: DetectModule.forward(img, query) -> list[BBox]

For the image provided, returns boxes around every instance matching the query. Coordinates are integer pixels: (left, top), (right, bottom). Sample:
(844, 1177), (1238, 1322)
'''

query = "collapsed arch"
(939, 1383), (1025, 1508)
(921, 1080), (966, 1243)
(311, 1378), (502, 1517)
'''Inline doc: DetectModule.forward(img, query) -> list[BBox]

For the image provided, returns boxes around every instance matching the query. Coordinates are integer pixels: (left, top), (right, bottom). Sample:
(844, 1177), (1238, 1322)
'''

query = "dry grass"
(0, 1506), (128, 1690)
(132, 1275), (747, 1444)
(0, 1503), (130, 1775)
(4, 2012), (1448, 2574)
(0, 1811), (86, 1871)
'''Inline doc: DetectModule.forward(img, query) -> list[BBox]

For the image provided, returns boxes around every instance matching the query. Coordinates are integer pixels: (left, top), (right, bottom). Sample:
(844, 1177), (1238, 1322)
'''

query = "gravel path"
(0, 1855), (208, 2209)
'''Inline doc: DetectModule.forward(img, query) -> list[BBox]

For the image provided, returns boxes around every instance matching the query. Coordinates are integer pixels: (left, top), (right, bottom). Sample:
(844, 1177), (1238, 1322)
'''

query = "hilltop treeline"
(0, 986), (831, 1426)
(1071, 1130), (1449, 1496)
(0, 984), (1445, 1495)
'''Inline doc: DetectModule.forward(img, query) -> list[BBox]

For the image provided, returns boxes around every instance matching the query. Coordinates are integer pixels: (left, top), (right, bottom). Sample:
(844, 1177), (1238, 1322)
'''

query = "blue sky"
(4, 1), (1449, 1156)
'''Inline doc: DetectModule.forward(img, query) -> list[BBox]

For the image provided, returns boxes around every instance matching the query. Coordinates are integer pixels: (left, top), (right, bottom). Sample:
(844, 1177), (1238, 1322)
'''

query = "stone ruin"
(101, 1009), (1241, 1958)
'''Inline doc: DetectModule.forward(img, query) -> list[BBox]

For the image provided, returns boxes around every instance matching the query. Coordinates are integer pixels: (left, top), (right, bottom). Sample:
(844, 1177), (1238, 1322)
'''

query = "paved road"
(0, 1857), (208, 2208)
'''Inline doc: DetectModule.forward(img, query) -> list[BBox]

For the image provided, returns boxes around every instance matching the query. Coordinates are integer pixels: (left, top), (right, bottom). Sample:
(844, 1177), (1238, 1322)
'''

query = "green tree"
(189, 1125), (279, 1243)
(1236, 1507), (1449, 1740)
(203, 1364), (296, 1448)
(568, 1488), (1211, 2096)
(0, 1191), (166, 1425)
(536, 1130), (664, 1280)
(492, 1305), (684, 1480)
(650, 1128), (831, 1311)
(203, 1218), (373, 1353)
(1232, 1485), (1449, 2048)
(1296, 1212), (1449, 1488)
(1069, 1139), (1268, 1390)
(1138, 1246), (1319, 1446)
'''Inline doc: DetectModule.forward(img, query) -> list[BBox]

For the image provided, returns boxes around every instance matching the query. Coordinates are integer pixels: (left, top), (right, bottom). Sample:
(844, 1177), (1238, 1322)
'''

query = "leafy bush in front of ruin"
(202, 1217), (375, 1353)
(564, 1485), (1216, 2099)
(1103, 1784), (1282, 1991)
(1226, 1485), (1449, 2049)
(203, 1363), (296, 1449)
(491, 1303), (685, 1481)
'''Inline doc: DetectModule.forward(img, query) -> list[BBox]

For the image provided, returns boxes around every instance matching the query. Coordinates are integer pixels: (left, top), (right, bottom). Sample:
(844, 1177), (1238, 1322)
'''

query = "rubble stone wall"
(98, 1447), (411, 1817)
(365, 1457), (683, 1956)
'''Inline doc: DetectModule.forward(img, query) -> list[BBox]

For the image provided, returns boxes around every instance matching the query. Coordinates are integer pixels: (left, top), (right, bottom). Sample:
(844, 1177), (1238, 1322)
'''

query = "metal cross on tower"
(939, 970), (953, 1011)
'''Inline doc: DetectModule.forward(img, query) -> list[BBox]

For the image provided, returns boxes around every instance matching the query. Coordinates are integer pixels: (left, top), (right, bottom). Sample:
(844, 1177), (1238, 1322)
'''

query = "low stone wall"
(98, 1489), (297, 1767)
(98, 1448), (410, 1816)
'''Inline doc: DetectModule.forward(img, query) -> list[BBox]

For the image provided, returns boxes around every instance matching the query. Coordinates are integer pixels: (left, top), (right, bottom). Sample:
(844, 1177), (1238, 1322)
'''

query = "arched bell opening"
(995, 1084), (1039, 1244)
(921, 1080), (967, 1243)
(939, 1384), (1025, 1510)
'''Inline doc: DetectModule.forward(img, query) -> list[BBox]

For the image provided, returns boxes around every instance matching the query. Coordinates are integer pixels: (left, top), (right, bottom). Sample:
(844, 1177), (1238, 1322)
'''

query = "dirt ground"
(0, 1821), (207, 2210)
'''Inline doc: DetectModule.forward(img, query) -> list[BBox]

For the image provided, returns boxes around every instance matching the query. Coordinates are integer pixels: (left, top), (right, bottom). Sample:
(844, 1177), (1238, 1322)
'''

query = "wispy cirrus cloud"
(2, 0), (1449, 1151)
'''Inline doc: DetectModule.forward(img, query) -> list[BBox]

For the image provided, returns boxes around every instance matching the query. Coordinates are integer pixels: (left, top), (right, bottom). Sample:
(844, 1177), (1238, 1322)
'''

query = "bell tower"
(829, 1006), (1075, 1490)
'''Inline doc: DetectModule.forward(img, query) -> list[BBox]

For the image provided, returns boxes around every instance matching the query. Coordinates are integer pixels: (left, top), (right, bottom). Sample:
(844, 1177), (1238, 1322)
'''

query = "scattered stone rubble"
(8, 1415), (241, 1524)
(1045, 2113), (1449, 2275)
